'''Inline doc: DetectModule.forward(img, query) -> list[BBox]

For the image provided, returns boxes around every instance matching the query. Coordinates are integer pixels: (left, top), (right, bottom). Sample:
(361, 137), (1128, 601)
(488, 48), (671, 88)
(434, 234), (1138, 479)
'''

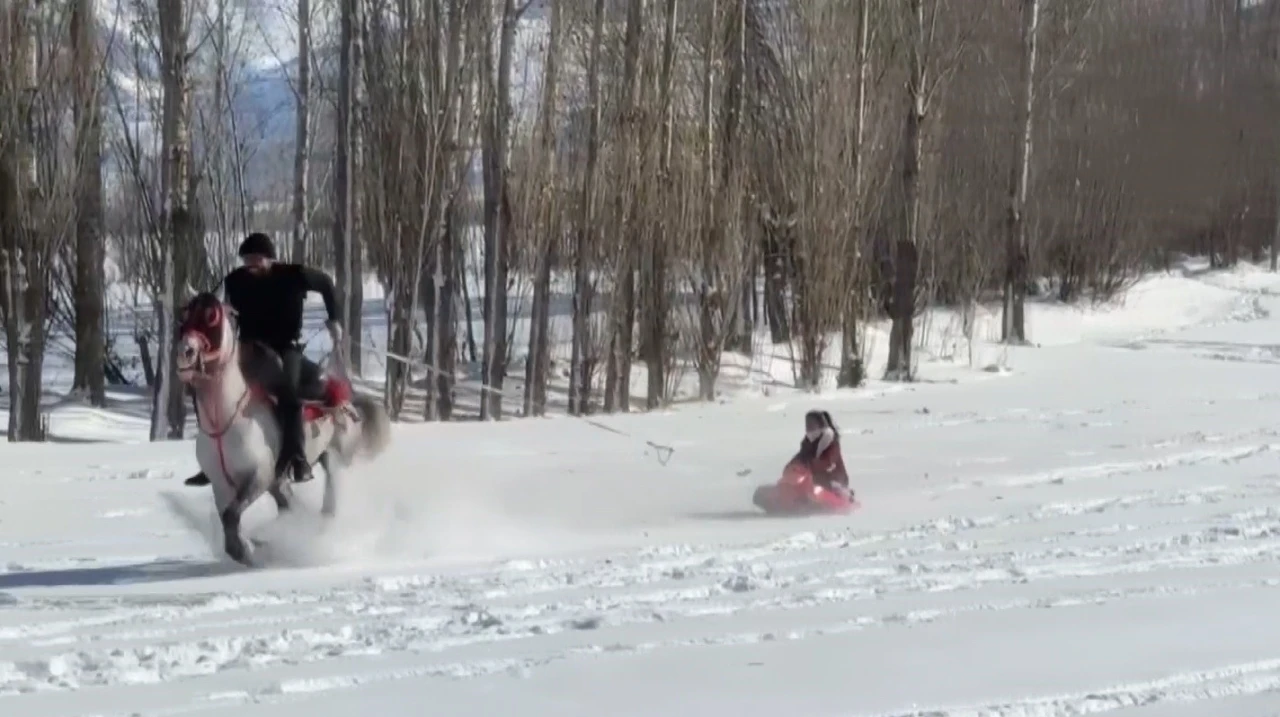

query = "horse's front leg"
(269, 477), (293, 514)
(221, 473), (267, 566)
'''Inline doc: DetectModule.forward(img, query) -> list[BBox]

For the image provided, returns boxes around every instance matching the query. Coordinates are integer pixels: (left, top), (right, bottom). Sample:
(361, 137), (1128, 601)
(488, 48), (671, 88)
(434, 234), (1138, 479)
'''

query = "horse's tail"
(351, 392), (392, 458)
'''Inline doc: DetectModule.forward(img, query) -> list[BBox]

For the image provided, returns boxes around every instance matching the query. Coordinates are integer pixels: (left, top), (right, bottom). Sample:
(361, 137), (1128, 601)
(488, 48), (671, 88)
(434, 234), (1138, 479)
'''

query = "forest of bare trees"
(0, 0), (1278, 442)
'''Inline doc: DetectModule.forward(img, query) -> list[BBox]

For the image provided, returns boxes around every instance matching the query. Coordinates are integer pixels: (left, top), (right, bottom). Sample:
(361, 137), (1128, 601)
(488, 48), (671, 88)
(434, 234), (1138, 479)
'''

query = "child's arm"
(815, 427), (836, 457)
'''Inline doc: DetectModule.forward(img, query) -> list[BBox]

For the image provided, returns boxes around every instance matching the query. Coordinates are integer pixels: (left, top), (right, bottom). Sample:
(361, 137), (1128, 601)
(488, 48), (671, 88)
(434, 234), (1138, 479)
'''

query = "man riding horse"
(185, 232), (343, 486)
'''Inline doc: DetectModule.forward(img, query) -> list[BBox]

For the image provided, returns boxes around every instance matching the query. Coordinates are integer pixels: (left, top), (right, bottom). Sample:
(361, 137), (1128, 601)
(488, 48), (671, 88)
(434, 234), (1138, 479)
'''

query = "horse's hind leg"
(269, 478), (293, 514)
(319, 451), (337, 518)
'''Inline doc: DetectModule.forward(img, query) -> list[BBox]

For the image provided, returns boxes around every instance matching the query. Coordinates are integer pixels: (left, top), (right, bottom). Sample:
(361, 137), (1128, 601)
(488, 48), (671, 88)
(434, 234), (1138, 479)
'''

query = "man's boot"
(289, 409), (314, 483)
(274, 400), (313, 482)
(277, 348), (314, 483)
(291, 452), (314, 483)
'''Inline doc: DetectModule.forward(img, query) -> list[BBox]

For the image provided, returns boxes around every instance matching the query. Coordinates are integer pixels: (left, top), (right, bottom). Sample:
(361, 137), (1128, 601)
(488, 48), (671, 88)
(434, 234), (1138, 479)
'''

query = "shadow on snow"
(0, 558), (241, 590)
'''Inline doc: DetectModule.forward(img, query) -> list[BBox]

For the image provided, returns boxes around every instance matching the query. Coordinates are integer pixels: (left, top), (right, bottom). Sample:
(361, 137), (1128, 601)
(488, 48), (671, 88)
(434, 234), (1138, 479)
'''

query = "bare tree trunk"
(721, 0), (749, 358)
(461, 245), (478, 363)
(727, 0), (747, 361)
(1002, 0), (1041, 344)
(525, 0), (561, 418)
(695, 0), (723, 401)
(3, 0), (40, 441)
(604, 0), (646, 413)
(291, 0), (311, 263)
(334, 0), (357, 363)
(348, 1), (367, 377)
(760, 213), (790, 344)
(421, 0), (467, 421)
(481, 0), (519, 420)
(837, 0), (871, 389)
(428, 0), (472, 421)
(437, 197), (462, 420)
(885, 0), (924, 381)
(370, 0), (412, 421)
(569, 0), (606, 416)
(72, 0), (106, 407)
(153, 0), (191, 440)
(642, 0), (679, 410)
(525, 240), (554, 416)
(1272, 171), (1280, 272)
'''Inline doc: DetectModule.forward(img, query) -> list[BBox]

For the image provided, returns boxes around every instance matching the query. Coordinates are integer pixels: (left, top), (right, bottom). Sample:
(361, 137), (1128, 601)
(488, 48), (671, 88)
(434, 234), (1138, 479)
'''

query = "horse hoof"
(225, 537), (255, 567)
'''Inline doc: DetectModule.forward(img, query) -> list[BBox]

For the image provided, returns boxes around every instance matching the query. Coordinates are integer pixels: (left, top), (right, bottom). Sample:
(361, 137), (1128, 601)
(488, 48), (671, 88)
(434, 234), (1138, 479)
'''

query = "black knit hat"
(238, 232), (276, 260)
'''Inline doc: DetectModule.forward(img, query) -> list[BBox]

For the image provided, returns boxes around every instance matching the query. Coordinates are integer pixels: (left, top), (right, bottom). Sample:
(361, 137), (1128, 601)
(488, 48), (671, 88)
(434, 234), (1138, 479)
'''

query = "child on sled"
(789, 409), (853, 500)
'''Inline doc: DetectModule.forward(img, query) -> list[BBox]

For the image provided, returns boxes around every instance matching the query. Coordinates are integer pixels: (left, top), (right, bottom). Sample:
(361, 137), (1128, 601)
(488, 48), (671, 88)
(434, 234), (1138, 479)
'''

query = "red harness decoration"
(246, 375), (354, 422)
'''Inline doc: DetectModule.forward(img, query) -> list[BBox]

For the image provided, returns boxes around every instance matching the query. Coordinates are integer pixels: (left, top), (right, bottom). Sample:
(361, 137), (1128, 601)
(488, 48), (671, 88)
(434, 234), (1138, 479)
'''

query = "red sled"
(752, 462), (859, 516)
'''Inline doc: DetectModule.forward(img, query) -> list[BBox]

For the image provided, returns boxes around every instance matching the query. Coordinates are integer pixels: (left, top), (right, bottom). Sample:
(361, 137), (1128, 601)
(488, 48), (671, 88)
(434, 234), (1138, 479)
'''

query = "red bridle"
(177, 303), (234, 382)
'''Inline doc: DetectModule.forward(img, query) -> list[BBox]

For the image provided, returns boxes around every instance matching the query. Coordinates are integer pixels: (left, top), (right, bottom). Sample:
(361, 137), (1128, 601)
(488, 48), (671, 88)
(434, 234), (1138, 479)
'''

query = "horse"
(174, 291), (392, 566)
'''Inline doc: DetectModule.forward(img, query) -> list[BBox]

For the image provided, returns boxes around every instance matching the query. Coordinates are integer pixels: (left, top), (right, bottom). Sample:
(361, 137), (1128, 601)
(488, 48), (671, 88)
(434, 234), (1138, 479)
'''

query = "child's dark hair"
(805, 409), (839, 435)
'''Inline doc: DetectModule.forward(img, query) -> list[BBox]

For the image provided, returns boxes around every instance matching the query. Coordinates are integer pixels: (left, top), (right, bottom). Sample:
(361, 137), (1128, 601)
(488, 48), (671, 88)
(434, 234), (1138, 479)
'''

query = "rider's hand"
(326, 320), (344, 346)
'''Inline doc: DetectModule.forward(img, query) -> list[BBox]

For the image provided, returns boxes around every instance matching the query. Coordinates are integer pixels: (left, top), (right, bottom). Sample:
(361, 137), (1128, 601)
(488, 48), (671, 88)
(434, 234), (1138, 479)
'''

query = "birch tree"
(291, 0), (312, 262)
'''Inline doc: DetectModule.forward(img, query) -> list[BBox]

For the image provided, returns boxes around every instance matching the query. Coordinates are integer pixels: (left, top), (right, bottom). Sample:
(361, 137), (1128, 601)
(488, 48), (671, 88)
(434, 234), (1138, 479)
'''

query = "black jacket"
(223, 264), (339, 353)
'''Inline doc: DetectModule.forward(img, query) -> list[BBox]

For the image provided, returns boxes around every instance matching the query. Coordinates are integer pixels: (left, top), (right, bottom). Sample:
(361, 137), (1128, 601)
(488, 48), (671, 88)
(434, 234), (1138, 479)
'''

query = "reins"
(186, 306), (251, 442)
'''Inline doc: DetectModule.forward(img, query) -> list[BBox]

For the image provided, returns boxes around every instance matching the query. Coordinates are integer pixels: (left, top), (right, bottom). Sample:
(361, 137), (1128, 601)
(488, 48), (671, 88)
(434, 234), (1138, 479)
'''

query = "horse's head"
(175, 291), (235, 383)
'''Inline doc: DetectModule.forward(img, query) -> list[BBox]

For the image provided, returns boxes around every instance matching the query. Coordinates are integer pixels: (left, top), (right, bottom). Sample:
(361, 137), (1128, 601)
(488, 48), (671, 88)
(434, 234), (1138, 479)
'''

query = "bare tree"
(430, 0), (477, 422)
(524, 0), (562, 418)
(884, 0), (958, 381)
(70, 0), (106, 407)
(602, 0), (646, 414)
(1001, 0), (1041, 343)
(479, 0), (525, 420)
(152, 0), (193, 440)
(836, 0), (874, 388)
(639, 0), (680, 410)
(568, 0), (606, 416)
(1, 0), (44, 441)
(291, 0), (312, 263)
(46, 0), (1280, 432)
(687, 0), (751, 401)
(333, 0), (358, 365)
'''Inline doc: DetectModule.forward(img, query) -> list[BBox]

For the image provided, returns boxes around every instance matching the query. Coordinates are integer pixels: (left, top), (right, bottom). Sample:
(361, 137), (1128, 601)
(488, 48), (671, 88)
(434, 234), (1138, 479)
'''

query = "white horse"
(174, 291), (391, 566)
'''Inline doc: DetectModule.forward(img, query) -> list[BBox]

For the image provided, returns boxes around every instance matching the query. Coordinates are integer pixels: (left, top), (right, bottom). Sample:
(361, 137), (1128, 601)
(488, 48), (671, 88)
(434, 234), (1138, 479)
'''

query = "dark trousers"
(243, 343), (325, 473)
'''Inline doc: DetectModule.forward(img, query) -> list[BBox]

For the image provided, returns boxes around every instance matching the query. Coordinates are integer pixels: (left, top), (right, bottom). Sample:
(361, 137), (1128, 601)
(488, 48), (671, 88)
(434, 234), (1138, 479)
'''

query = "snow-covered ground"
(6, 261), (1280, 716)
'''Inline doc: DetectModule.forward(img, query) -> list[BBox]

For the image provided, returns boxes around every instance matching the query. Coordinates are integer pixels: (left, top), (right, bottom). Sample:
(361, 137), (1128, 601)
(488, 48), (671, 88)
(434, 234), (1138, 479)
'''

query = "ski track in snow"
(6, 266), (1280, 716)
(6, 445), (1280, 716)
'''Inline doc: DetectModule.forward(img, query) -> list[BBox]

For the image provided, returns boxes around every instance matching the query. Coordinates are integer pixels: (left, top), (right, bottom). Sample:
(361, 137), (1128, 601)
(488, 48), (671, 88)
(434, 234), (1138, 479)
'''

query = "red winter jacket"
(792, 427), (849, 487)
